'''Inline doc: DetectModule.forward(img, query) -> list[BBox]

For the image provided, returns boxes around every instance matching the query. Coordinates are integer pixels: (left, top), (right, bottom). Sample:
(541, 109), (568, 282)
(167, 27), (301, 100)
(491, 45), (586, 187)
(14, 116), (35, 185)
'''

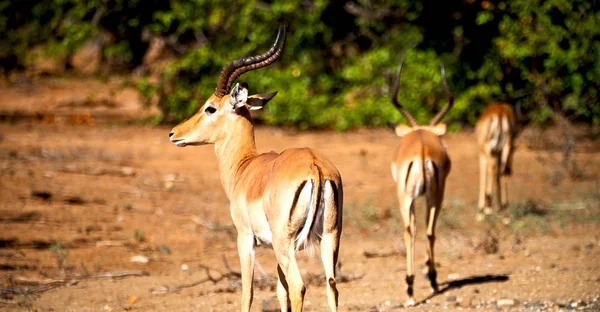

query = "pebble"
(131, 255), (149, 263)
(181, 263), (189, 271)
(262, 296), (279, 312)
(497, 299), (516, 306)
(447, 273), (460, 280)
(459, 297), (472, 307)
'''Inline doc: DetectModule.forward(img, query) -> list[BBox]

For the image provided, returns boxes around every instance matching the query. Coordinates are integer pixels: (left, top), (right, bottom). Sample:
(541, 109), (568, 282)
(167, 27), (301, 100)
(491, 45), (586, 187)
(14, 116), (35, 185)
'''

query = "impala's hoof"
(405, 298), (416, 307)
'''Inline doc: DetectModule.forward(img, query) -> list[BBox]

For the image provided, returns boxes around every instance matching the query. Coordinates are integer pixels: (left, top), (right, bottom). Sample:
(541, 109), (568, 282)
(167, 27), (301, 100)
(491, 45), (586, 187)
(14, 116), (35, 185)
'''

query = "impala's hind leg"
(320, 180), (342, 311)
(499, 143), (512, 210)
(485, 154), (498, 214)
(399, 194), (416, 306)
(276, 265), (290, 312)
(424, 192), (443, 294)
(273, 242), (305, 312)
(478, 151), (491, 214)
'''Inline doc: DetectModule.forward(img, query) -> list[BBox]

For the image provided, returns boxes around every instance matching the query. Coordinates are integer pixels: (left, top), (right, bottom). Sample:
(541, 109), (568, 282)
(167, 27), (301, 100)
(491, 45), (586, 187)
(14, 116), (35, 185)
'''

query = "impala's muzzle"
(169, 131), (187, 147)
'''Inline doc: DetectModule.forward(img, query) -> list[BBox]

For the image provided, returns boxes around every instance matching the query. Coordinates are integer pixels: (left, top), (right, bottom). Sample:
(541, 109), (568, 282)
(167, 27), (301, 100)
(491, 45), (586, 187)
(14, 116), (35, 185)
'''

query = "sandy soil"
(0, 77), (599, 311)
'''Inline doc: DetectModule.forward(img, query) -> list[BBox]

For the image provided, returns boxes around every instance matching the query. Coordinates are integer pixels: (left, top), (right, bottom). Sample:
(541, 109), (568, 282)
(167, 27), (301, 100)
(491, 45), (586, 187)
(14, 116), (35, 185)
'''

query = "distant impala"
(388, 56), (453, 306)
(169, 25), (343, 312)
(476, 103), (517, 213)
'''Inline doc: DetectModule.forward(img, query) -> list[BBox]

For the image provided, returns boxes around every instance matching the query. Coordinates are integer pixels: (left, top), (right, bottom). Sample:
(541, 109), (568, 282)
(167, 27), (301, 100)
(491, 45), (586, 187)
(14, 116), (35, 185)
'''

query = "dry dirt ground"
(1, 77), (599, 311)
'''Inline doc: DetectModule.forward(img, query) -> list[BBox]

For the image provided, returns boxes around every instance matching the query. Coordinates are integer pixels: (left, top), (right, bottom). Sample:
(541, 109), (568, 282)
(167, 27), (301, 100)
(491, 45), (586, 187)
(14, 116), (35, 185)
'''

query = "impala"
(169, 25), (343, 312)
(475, 102), (517, 214)
(388, 56), (453, 306)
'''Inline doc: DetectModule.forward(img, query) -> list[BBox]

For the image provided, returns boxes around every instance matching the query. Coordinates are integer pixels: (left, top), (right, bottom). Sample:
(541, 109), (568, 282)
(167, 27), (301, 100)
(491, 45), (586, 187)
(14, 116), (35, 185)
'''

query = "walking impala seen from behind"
(169, 25), (343, 312)
(388, 55), (453, 306)
(476, 102), (517, 214)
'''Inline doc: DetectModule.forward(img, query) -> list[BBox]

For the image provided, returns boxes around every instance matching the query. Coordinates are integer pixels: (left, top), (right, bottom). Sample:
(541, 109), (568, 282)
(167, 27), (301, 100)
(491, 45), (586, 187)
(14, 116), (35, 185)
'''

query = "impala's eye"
(204, 106), (217, 115)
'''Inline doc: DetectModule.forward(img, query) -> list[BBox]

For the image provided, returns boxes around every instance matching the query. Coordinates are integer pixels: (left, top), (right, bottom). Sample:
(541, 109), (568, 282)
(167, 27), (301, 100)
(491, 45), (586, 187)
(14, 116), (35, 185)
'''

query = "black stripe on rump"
(325, 179), (340, 232)
(308, 167), (323, 234)
(288, 180), (308, 223)
(405, 161), (414, 193)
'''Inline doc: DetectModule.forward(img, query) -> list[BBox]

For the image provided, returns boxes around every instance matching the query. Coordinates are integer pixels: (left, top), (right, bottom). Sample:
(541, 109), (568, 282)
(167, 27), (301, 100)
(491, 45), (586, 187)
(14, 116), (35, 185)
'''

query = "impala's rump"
(263, 148), (341, 252)
(394, 130), (450, 200)
(477, 103), (515, 152)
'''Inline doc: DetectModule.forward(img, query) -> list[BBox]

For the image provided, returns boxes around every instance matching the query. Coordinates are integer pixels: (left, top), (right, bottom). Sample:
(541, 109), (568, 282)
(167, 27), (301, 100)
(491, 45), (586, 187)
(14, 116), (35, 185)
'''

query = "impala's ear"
(394, 124), (413, 137)
(229, 82), (249, 109)
(431, 123), (447, 136)
(246, 91), (278, 110)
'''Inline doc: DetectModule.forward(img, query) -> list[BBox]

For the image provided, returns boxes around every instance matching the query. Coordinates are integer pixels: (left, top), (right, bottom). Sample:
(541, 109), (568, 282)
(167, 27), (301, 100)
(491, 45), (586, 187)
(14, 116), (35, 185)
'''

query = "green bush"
(1, 0), (598, 129)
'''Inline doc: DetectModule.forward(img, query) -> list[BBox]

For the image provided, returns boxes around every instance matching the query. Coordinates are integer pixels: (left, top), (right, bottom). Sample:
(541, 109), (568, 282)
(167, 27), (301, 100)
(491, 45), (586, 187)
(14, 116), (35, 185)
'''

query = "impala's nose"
(169, 132), (174, 138)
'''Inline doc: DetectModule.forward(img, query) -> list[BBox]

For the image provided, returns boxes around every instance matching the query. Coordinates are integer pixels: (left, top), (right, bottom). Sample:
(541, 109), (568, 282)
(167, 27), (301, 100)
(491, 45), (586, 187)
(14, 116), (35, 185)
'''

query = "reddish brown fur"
(170, 91), (342, 312)
(475, 102), (517, 211)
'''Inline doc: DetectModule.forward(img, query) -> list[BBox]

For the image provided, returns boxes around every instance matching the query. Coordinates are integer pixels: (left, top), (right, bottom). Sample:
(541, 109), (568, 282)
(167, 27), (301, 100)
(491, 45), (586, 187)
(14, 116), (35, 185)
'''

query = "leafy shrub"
(1, 0), (598, 129)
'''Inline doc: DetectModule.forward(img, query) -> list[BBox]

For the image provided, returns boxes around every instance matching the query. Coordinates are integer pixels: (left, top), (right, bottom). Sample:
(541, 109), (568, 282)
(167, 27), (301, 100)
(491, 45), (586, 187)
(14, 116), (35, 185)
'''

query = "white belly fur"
(255, 228), (273, 246)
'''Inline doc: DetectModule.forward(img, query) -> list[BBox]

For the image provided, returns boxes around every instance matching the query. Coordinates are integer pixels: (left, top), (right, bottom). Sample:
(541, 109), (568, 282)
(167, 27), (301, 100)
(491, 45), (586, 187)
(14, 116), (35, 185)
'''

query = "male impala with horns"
(388, 55), (454, 306)
(169, 25), (343, 312)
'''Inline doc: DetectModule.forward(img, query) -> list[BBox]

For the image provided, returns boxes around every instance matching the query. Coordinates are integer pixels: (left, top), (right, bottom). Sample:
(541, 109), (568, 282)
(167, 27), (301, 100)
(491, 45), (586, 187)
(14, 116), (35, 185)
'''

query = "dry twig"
(0, 271), (149, 300)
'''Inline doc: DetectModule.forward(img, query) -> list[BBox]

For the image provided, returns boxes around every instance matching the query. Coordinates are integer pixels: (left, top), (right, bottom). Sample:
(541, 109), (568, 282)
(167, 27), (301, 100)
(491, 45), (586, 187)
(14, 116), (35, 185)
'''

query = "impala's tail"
(486, 114), (514, 155)
(294, 166), (341, 252)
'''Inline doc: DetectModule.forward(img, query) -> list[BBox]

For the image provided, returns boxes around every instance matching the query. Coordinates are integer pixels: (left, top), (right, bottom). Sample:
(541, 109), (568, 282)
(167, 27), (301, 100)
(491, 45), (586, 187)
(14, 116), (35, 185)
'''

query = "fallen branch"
(363, 249), (404, 259)
(0, 271), (149, 299)
(151, 256), (240, 295)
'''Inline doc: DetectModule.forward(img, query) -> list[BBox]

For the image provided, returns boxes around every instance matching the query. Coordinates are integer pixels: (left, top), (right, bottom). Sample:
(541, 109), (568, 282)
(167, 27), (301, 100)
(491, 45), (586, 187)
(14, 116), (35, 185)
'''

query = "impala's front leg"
(237, 233), (256, 312)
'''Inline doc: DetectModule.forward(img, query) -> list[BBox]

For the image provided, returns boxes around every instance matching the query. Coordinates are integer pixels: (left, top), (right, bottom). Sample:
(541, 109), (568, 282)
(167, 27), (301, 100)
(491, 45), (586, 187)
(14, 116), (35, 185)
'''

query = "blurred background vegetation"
(1, 0), (598, 130)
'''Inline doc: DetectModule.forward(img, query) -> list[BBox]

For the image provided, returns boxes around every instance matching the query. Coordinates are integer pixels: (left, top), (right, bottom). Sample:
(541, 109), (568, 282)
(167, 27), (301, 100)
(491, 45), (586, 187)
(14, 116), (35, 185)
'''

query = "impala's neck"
(213, 114), (257, 199)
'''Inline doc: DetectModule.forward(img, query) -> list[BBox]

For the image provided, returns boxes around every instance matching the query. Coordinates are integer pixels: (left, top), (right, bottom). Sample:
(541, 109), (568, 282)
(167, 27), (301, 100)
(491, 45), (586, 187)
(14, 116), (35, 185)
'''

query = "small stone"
(448, 273), (460, 280)
(120, 167), (136, 176)
(181, 263), (189, 271)
(131, 255), (149, 263)
(447, 295), (457, 302)
(497, 299), (515, 307)
(160, 245), (171, 255)
(262, 296), (279, 312)
(571, 302), (578, 308)
(459, 297), (472, 307)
